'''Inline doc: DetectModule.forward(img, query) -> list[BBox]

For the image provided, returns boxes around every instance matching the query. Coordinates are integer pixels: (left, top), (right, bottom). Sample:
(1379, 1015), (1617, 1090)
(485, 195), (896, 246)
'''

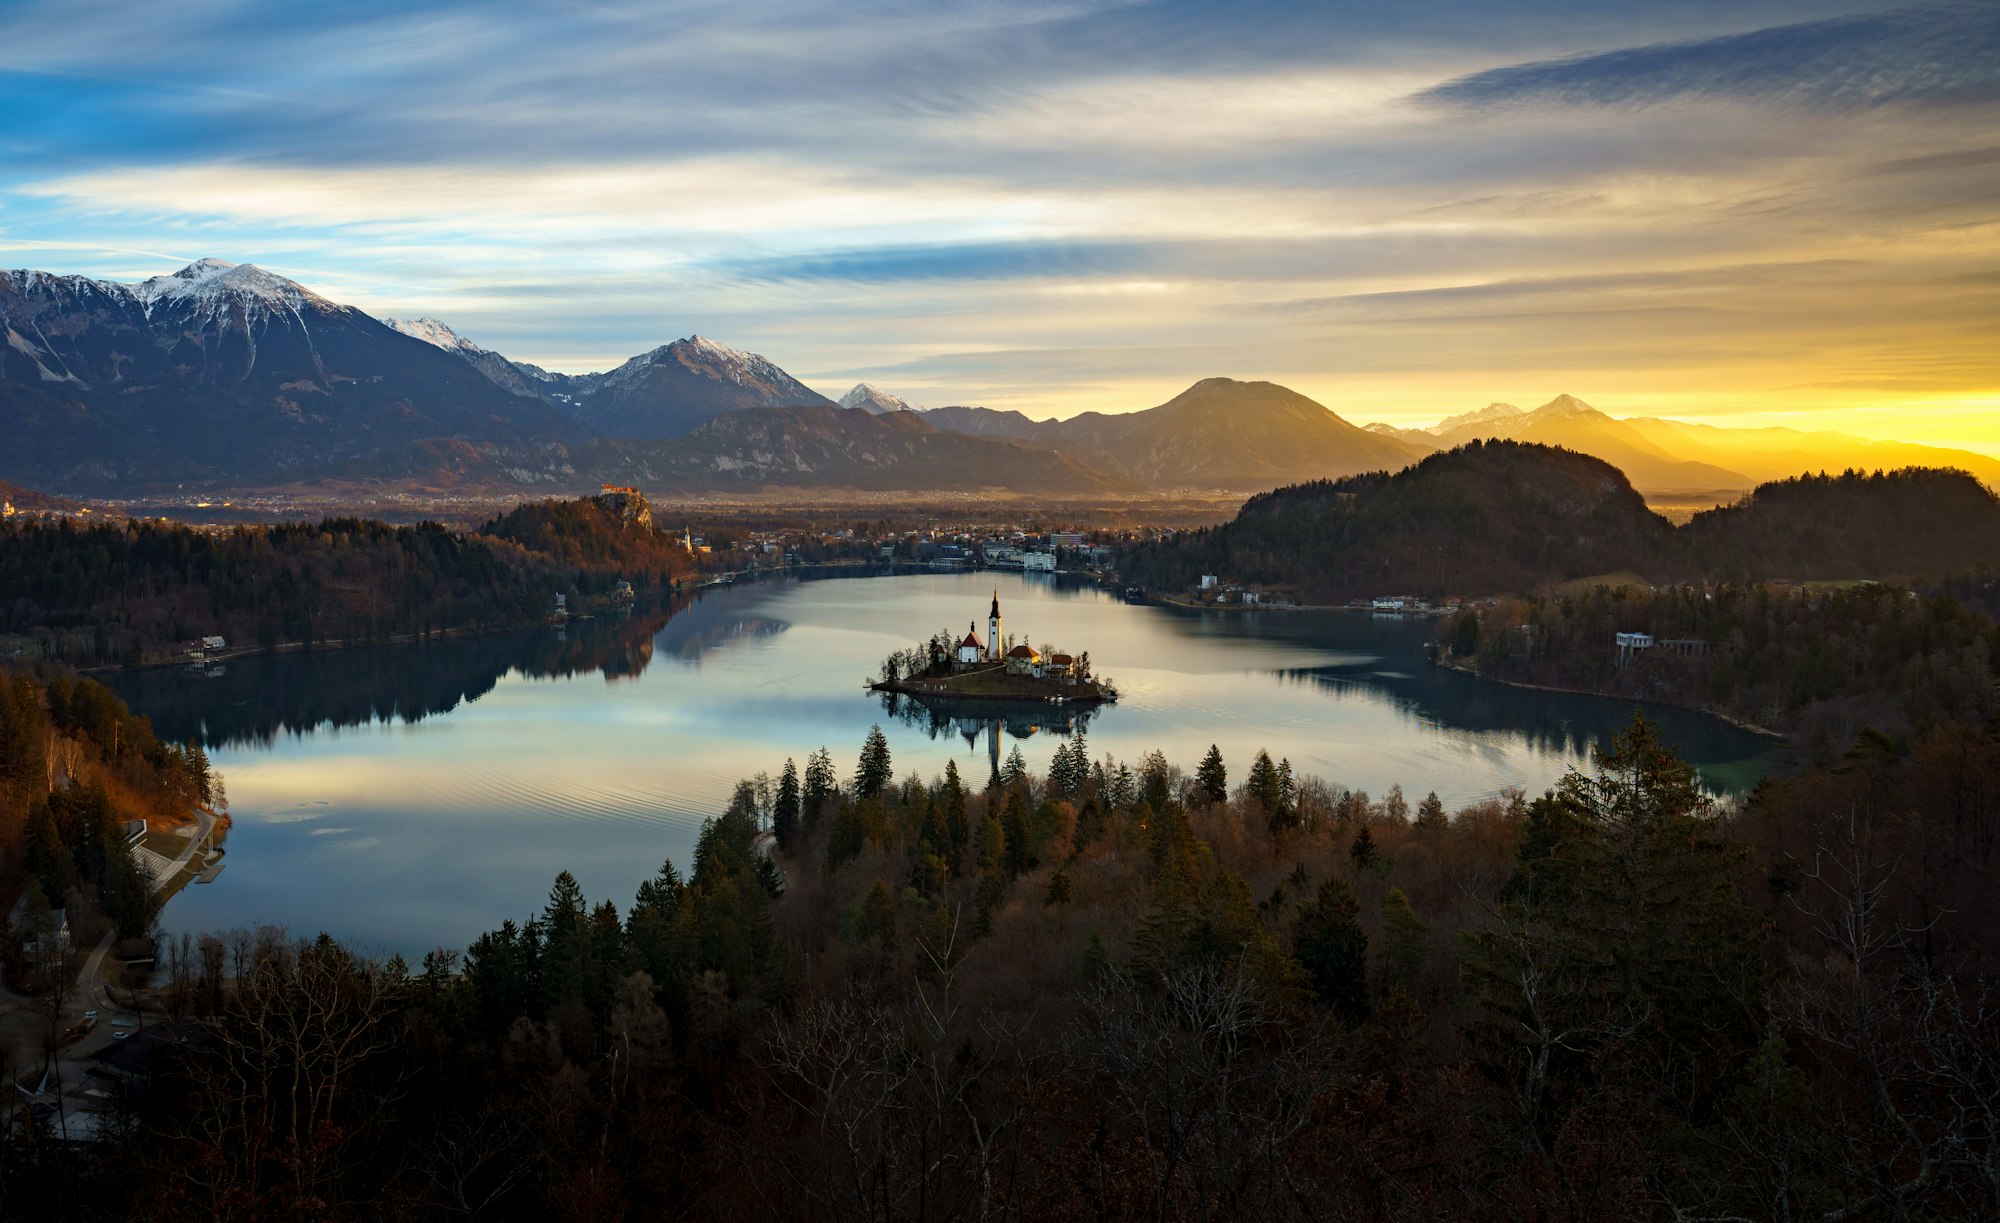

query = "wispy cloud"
(0, 1), (1995, 449)
(1421, 5), (2000, 111)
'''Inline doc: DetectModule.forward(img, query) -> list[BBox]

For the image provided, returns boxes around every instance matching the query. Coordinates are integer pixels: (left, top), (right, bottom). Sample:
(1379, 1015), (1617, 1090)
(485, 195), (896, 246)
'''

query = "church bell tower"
(988, 591), (1002, 661)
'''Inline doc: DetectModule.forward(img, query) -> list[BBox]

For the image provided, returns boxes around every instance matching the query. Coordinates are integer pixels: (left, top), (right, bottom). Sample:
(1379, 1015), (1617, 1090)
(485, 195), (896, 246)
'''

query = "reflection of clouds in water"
(308, 827), (353, 836)
(263, 802), (333, 824)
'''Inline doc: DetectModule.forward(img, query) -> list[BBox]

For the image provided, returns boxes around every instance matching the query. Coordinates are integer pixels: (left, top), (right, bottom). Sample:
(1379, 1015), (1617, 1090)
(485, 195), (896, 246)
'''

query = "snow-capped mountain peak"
(1429, 401), (1524, 435)
(387, 316), (486, 356)
(1533, 394), (1597, 419)
(839, 382), (920, 414)
(132, 259), (331, 316)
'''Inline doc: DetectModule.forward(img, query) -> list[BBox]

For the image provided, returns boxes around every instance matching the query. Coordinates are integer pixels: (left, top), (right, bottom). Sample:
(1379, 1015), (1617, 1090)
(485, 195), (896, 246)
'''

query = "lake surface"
(114, 571), (1783, 957)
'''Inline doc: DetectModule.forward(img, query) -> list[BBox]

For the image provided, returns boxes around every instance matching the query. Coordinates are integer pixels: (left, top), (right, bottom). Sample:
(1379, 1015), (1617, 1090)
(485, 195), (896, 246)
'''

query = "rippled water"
(115, 571), (1782, 956)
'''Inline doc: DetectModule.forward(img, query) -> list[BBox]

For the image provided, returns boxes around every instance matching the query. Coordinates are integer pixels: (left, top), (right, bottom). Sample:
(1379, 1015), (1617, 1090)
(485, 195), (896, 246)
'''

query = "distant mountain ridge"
(1366, 395), (2000, 492)
(317, 405), (1133, 495)
(910, 379), (1428, 492)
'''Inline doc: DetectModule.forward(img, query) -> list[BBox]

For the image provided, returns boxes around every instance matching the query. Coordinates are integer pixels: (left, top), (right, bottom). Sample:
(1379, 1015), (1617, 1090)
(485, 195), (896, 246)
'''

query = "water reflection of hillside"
(1274, 661), (1780, 789)
(116, 608), (677, 748)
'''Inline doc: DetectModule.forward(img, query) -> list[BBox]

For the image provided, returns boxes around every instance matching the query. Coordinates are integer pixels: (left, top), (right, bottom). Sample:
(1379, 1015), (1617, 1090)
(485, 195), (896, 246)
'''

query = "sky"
(3, 0), (1997, 448)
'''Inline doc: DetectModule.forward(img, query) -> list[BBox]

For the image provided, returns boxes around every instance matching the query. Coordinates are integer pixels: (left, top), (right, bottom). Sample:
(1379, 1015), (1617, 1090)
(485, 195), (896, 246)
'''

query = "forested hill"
(1121, 441), (2000, 601)
(0, 668), (218, 943)
(1121, 439), (1674, 601)
(0, 492), (692, 669)
(1678, 467), (2000, 581)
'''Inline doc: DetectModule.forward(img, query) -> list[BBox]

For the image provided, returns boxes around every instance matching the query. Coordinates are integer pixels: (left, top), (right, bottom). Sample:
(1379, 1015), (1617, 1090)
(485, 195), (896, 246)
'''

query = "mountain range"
(4, 257), (1994, 501)
(1363, 396), (2000, 492)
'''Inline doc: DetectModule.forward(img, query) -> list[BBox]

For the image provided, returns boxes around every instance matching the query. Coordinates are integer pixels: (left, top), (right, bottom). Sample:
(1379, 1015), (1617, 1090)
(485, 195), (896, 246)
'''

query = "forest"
(0, 668), (220, 990)
(0, 493), (695, 669)
(1450, 581), (2000, 764)
(4, 705), (1997, 1220)
(1119, 445), (2000, 602)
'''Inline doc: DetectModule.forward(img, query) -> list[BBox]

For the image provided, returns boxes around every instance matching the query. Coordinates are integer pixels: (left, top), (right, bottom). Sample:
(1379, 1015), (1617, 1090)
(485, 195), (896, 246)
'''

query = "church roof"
(1006, 643), (1040, 659)
(960, 627), (982, 649)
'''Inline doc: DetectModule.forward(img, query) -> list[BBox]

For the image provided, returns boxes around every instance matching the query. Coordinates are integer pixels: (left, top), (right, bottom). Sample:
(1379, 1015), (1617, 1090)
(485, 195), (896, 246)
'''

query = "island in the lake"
(870, 590), (1118, 704)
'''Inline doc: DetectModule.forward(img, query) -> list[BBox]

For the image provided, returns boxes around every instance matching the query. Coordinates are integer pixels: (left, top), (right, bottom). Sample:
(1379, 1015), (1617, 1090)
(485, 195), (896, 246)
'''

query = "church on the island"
(945, 592), (1080, 683)
(955, 591), (1006, 666)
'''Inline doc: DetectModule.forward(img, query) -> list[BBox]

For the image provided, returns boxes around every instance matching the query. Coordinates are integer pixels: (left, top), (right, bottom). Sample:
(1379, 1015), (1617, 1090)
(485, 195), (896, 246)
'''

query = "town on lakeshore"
(870, 590), (1116, 705)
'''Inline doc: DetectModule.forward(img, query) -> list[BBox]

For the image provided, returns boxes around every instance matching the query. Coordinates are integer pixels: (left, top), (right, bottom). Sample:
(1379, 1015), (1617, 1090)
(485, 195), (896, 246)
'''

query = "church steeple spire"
(987, 590), (1002, 662)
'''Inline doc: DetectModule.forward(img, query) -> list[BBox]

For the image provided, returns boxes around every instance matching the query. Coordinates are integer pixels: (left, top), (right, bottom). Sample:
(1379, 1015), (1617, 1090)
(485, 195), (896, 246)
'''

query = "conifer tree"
(1196, 744), (1228, 804)
(803, 747), (837, 825)
(773, 758), (801, 850)
(940, 759), (970, 873)
(1247, 749), (1286, 828)
(1349, 823), (1378, 872)
(1294, 876), (1369, 1024)
(854, 725), (893, 800)
(1413, 790), (1446, 832)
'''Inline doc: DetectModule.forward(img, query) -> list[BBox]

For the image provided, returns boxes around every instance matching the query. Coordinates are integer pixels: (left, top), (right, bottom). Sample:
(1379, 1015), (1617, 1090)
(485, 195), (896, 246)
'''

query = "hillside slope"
(1682, 468), (2000, 580)
(1122, 439), (1673, 600)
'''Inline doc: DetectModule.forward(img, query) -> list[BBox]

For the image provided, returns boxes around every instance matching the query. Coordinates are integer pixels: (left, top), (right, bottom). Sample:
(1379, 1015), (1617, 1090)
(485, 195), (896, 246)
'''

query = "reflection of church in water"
(877, 681), (1095, 780)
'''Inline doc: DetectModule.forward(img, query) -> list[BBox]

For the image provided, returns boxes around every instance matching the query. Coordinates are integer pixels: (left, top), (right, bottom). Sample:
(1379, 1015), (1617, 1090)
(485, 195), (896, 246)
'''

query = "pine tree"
(1196, 744), (1228, 804)
(1414, 790), (1447, 832)
(854, 725), (892, 799)
(773, 758), (801, 850)
(940, 759), (970, 874)
(1349, 823), (1378, 872)
(803, 747), (837, 825)
(856, 881), (896, 948)
(1247, 749), (1284, 819)
(1001, 745), (1029, 789)
(1294, 876), (1369, 1023)
(1110, 761), (1136, 812)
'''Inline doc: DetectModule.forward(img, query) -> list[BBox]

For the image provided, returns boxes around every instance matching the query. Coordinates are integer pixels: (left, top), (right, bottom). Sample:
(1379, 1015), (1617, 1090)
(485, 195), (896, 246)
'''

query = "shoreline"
(1434, 654), (1790, 742)
(870, 678), (1114, 706)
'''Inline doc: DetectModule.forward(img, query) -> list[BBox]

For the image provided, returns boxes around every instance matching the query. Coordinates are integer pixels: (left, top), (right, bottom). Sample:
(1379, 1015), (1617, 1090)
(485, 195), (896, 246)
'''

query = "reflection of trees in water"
(650, 613), (788, 663)
(1273, 661), (1779, 792)
(116, 606), (678, 748)
(876, 690), (1096, 744)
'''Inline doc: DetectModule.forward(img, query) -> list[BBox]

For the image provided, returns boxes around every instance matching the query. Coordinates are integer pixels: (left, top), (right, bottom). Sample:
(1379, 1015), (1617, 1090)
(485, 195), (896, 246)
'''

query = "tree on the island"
(1293, 875), (1369, 1024)
(1196, 744), (1228, 805)
(773, 758), (801, 850)
(854, 725), (893, 800)
(1414, 790), (1446, 832)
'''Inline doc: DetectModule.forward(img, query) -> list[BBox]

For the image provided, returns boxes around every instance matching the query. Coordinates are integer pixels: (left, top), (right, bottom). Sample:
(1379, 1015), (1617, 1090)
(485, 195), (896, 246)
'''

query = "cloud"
(1422, 5), (2000, 111)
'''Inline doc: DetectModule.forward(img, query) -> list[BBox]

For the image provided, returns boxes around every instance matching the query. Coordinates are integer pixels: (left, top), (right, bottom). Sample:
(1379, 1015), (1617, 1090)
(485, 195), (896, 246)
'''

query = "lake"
(114, 570), (1783, 957)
